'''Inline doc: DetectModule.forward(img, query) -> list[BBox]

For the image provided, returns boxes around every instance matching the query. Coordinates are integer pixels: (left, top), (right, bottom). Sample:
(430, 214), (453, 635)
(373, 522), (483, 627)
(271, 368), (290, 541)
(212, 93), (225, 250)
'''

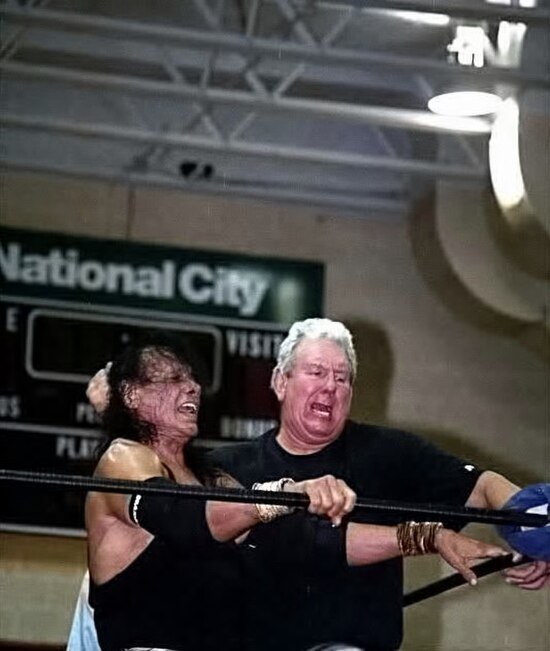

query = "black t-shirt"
(210, 420), (483, 651)
(90, 522), (245, 651)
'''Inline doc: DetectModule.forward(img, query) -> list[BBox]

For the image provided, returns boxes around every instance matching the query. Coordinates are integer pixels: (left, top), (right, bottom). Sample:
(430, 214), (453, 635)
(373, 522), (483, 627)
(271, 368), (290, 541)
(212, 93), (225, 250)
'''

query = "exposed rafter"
(1, 5), (548, 88)
(0, 112), (485, 179)
(318, 0), (550, 25)
(0, 61), (492, 135)
(1, 158), (409, 216)
(2, 0), (537, 216)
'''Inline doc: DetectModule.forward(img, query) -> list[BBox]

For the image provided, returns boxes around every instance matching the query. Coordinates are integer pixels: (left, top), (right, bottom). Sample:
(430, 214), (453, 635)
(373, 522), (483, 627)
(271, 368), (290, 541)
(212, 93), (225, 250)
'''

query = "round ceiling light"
(427, 91), (503, 117)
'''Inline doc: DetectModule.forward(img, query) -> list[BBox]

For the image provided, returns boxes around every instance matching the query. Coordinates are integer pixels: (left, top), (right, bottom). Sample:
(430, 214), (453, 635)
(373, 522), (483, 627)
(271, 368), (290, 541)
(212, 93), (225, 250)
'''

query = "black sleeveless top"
(89, 536), (245, 651)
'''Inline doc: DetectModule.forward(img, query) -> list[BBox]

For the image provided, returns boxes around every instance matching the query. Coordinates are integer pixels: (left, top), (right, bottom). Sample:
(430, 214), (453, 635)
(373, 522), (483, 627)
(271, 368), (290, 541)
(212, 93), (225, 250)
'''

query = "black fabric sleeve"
(346, 424), (485, 529)
(243, 512), (347, 572)
(395, 432), (483, 507)
(128, 477), (226, 555)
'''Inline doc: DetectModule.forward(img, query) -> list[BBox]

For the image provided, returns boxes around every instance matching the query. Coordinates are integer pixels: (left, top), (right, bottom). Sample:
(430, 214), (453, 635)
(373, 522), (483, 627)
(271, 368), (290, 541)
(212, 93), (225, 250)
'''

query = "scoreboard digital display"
(0, 227), (324, 534)
(25, 308), (221, 391)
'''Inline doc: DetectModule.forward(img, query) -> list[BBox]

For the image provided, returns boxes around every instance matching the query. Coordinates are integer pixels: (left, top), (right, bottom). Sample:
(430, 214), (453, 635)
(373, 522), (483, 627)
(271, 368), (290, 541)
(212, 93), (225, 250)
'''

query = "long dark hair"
(99, 334), (219, 485)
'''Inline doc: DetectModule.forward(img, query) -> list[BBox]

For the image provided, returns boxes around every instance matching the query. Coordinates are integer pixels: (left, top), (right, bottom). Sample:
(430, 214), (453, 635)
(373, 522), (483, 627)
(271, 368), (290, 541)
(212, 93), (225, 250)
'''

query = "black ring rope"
(404, 553), (528, 606)
(1, 469), (548, 528)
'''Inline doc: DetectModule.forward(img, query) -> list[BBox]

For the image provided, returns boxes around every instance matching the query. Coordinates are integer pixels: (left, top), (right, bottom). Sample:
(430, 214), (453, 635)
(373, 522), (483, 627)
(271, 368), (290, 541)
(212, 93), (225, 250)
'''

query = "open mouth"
(177, 402), (198, 415)
(311, 402), (332, 418)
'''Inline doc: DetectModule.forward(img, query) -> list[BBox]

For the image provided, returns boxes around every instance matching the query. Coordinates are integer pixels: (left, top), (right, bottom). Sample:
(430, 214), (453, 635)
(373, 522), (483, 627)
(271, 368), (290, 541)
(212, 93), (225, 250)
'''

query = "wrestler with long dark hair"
(86, 337), (356, 651)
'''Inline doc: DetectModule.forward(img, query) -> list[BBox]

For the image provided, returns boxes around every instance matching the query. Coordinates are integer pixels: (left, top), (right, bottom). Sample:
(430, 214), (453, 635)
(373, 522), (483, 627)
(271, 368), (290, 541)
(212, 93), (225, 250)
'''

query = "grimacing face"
(126, 352), (201, 441)
(274, 338), (353, 449)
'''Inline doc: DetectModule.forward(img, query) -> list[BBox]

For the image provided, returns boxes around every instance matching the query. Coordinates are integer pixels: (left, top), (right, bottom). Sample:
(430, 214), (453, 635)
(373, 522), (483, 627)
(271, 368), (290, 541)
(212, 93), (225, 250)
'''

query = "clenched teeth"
(311, 402), (331, 416)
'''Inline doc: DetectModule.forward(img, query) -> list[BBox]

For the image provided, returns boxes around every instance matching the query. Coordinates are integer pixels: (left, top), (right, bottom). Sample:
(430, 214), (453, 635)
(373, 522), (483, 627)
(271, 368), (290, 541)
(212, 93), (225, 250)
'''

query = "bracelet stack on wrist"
(252, 477), (296, 523)
(396, 521), (444, 556)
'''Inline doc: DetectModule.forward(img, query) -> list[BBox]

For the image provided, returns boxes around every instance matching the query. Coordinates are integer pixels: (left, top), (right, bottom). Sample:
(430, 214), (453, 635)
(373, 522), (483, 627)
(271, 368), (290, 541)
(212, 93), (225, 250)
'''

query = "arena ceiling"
(1, 0), (549, 217)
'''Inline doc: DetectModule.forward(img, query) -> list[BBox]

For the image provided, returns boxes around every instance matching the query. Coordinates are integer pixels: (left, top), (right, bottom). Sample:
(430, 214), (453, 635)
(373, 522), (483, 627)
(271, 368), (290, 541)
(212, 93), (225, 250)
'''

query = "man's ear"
(272, 369), (288, 402)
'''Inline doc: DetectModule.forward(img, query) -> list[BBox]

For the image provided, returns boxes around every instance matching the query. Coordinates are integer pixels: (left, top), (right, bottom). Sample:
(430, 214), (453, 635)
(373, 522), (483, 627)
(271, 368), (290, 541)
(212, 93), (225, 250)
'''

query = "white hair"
(272, 318), (357, 386)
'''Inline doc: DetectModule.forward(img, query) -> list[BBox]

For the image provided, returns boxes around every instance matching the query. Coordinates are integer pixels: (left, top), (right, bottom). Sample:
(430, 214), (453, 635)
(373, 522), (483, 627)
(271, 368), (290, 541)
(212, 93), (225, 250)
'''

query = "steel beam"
(0, 158), (409, 215)
(319, 0), (550, 26)
(1, 6), (547, 88)
(0, 112), (486, 179)
(0, 61), (492, 135)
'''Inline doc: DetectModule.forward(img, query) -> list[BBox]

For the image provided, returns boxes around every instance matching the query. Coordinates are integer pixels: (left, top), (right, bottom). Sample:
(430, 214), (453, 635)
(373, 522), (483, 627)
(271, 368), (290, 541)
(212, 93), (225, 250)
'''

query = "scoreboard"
(0, 227), (324, 533)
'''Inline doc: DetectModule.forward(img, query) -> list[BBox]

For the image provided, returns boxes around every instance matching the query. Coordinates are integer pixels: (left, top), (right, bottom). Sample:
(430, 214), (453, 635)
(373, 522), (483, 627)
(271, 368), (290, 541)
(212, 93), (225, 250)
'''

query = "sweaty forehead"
(295, 338), (348, 368)
(140, 350), (191, 382)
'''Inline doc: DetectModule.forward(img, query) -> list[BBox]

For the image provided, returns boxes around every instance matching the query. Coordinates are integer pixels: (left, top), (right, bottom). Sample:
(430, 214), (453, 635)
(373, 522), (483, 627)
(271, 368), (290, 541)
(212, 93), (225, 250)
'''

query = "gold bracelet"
(396, 521), (444, 556)
(252, 478), (296, 523)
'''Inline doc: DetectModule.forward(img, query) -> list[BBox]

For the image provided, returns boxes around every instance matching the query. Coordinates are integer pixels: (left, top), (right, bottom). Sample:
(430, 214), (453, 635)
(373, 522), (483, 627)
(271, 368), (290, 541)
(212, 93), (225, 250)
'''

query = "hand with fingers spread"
(434, 529), (509, 586)
(292, 474), (357, 526)
(504, 558), (550, 590)
(86, 362), (111, 414)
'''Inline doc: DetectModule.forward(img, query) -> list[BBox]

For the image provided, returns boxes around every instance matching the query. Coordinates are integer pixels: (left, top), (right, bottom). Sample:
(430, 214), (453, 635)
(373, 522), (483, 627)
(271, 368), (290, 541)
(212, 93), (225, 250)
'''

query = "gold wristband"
(396, 521), (444, 556)
(252, 478), (296, 523)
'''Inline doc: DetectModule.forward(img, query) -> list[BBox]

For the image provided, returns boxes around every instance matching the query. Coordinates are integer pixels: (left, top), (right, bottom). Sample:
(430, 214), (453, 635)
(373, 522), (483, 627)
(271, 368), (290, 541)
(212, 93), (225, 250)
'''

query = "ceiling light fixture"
(427, 91), (503, 117)
(485, 0), (537, 7)
(390, 11), (450, 26)
(427, 23), (503, 118)
(489, 97), (527, 210)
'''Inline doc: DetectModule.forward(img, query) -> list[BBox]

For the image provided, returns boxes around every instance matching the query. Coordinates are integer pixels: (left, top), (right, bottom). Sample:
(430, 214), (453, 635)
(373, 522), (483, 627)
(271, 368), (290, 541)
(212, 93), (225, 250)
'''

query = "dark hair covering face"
(102, 344), (194, 445)
(99, 339), (218, 485)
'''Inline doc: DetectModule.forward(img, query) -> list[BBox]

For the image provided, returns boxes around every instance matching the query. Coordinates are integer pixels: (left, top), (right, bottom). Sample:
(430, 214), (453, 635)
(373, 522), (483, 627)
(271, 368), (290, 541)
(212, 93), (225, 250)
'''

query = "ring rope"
(1, 469), (548, 528)
(404, 553), (527, 606)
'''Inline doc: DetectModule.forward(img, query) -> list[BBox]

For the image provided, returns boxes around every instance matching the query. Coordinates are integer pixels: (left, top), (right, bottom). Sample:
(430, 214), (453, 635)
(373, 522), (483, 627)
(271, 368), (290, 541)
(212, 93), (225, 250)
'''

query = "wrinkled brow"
(303, 362), (350, 375)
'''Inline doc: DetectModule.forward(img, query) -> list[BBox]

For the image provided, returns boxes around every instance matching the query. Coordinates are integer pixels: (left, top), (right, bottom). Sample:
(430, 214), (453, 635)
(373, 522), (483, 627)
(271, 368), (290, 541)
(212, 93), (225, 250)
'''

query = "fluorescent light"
(366, 8), (450, 25)
(391, 11), (450, 26)
(428, 91), (503, 117)
(486, 0), (536, 7)
(489, 97), (526, 210)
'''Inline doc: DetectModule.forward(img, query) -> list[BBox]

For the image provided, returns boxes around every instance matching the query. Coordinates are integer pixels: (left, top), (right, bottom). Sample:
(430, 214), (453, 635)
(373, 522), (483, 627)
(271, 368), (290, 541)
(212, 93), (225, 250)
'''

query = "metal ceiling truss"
(2, 157), (410, 215)
(2, 4), (548, 88)
(0, 0), (547, 215)
(315, 0), (550, 25)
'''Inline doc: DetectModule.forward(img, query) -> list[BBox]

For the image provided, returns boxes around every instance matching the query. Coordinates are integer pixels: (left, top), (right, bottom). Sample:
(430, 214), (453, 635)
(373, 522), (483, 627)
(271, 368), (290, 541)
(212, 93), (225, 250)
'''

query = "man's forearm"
(346, 522), (401, 566)
(346, 520), (509, 586)
(466, 470), (520, 510)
